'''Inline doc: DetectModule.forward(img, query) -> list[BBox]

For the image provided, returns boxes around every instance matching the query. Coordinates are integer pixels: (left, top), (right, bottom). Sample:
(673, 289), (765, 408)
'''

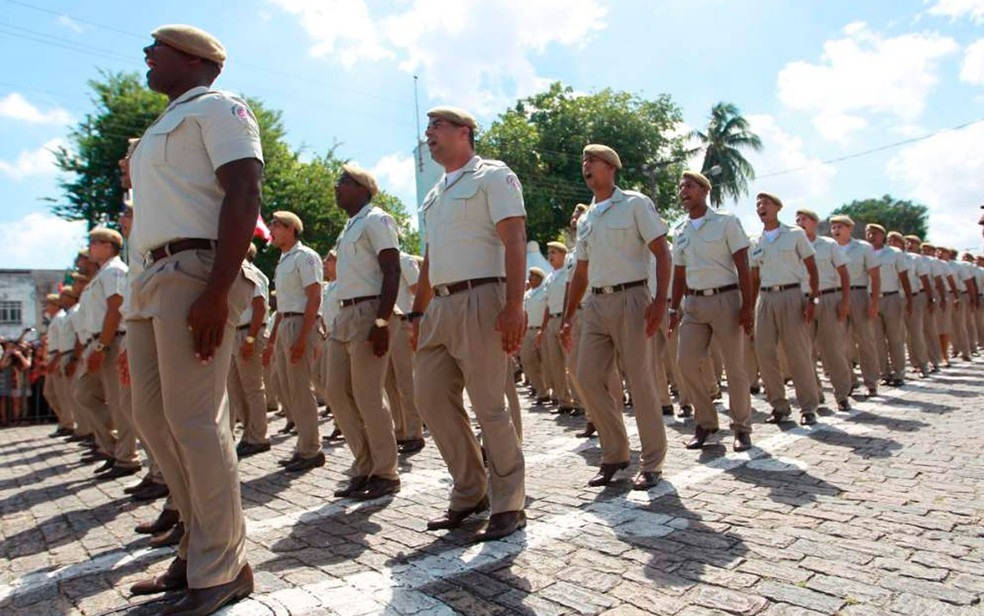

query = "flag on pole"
(254, 214), (271, 243)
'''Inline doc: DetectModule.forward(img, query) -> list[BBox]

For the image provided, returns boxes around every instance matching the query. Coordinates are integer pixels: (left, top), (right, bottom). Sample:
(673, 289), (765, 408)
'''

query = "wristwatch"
(244, 336), (256, 345)
(810, 296), (820, 305)
(374, 318), (389, 328)
(668, 307), (679, 315)
(94, 342), (108, 353)
(407, 312), (424, 323)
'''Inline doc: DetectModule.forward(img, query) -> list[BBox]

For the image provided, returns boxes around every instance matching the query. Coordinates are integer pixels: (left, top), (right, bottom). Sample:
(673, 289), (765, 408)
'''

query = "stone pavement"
(1, 360), (983, 616)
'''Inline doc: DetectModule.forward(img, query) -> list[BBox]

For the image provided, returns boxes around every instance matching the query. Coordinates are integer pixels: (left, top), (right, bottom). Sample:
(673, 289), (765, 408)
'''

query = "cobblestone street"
(1, 360), (982, 616)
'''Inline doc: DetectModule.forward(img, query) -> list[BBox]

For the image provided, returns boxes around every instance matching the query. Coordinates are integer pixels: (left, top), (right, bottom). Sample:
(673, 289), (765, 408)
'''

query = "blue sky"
(1, 0), (983, 268)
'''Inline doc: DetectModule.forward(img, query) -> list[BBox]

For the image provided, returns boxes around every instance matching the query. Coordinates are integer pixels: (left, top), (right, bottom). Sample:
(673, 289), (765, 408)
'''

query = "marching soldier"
(925, 244), (953, 367)
(960, 252), (980, 352)
(560, 144), (670, 489)
(43, 293), (74, 436)
(520, 267), (549, 404)
(829, 215), (882, 397)
(386, 251), (425, 454)
(326, 164), (402, 501)
(865, 224), (912, 386)
(409, 106), (527, 541)
(795, 209), (853, 411)
(539, 241), (577, 413)
(669, 171), (755, 452)
(941, 248), (971, 361)
(230, 243), (271, 458)
(126, 25), (262, 609)
(265, 211), (325, 471)
(749, 194), (821, 425)
(892, 233), (931, 376)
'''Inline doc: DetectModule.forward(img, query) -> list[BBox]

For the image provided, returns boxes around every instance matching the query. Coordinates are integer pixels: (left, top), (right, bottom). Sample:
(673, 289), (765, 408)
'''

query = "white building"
(0, 270), (66, 340)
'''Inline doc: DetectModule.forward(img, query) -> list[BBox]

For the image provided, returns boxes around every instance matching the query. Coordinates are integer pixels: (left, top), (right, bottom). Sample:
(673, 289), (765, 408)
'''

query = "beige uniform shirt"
(905, 253), (928, 293)
(321, 281), (339, 334)
(524, 284), (548, 328)
(237, 262), (269, 327)
(801, 235), (846, 292)
(930, 257), (949, 284)
(81, 256), (128, 338)
(975, 266), (984, 296)
(64, 304), (82, 349)
(750, 224), (815, 288)
(544, 267), (567, 315)
(672, 207), (749, 291)
(47, 310), (66, 353)
(836, 239), (878, 287)
(129, 86), (264, 258)
(871, 246), (909, 294)
(334, 204), (400, 301)
(421, 156), (525, 286)
(576, 187), (668, 288)
(274, 242), (323, 314)
(395, 253), (420, 315)
(953, 261), (975, 284)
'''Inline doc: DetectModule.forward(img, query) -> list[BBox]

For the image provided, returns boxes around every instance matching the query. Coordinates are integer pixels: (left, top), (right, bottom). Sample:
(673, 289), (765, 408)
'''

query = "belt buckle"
(435, 285), (450, 297)
(602, 285), (614, 294)
(702, 289), (713, 296)
(770, 285), (780, 292)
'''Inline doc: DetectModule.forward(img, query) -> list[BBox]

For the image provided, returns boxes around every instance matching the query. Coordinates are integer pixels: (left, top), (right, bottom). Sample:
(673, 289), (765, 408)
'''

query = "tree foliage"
(478, 82), (687, 244)
(691, 102), (762, 208)
(827, 195), (930, 240)
(51, 71), (418, 280)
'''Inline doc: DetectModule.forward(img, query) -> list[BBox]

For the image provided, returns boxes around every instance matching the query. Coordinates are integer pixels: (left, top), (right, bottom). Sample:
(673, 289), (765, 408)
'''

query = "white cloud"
(777, 22), (958, 143)
(886, 121), (984, 252)
(0, 212), (87, 269)
(0, 139), (64, 180)
(926, 0), (984, 23)
(269, 0), (608, 113)
(57, 15), (91, 34)
(960, 39), (984, 85)
(0, 93), (72, 125)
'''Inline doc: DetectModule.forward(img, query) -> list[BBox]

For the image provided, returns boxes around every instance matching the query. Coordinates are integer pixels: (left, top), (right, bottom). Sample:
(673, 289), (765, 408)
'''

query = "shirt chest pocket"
(603, 210), (637, 243)
(140, 115), (190, 167)
(339, 225), (366, 258)
(770, 234), (801, 261)
(445, 178), (480, 221)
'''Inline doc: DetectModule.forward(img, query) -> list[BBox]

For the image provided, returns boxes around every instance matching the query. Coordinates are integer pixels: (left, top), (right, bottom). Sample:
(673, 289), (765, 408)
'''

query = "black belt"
(237, 324), (266, 331)
(881, 291), (899, 297)
(281, 312), (304, 318)
(397, 314), (408, 321)
(911, 290), (922, 296)
(87, 332), (124, 344)
(146, 238), (216, 264)
(818, 288), (839, 296)
(687, 283), (739, 297)
(591, 280), (647, 295)
(549, 312), (562, 318)
(760, 283), (800, 293)
(340, 295), (379, 308)
(850, 285), (868, 290)
(433, 277), (505, 297)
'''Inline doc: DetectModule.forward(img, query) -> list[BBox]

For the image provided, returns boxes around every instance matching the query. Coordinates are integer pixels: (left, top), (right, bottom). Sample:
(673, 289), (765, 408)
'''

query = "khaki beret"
(89, 227), (123, 248)
(829, 215), (854, 227)
(246, 242), (257, 259)
(681, 170), (711, 190)
(272, 211), (303, 234)
(756, 192), (783, 209)
(77, 248), (90, 259)
(904, 234), (922, 243)
(341, 163), (379, 197)
(70, 272), (89, 282)
(61, 287), (79, 299)
(921, 242), (936, 250)
(865, 223), (886, 235)
(886, 231), (904, 241)
(45, 293), (60, 303)
(794, 208), (819, 222)
(528, 267), (547, 280)
(427, 106), (477, 129)
(546, 241), (569, 254)
(152, 24), (226, 68)
(583, 144), (622, 170)
(573, 203), (590, 216)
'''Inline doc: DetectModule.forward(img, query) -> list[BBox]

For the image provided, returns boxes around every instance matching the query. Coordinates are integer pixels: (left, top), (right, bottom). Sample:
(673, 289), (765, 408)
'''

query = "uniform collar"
(279, 240), (303, 262)
(343, 203), (373, 231)
(99, 255), (123, 272)
(167, 86), (211, 110)
(441, 156), (481, 192)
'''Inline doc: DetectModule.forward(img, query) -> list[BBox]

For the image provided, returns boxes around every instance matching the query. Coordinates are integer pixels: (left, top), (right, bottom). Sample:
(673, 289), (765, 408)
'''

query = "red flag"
(254, 214), (271, 242)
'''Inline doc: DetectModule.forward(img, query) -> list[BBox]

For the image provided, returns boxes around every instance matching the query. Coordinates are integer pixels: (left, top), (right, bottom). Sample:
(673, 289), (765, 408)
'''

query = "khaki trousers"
(519, 327), (547, 397)
(976, 300), (984, 352)
(127, 249), (250, 588)
(811, 292), (853, 403)
(228, 328), (268, 445)
(414, 282), (525, 514)
(678, 289), (752, 433)
(505, 368), (523, 443)
(115, 380), (140, 468)
(569, 312), (621, 428)
(74, 343), (116, 457)
(326, 301), (398, 481)
(876, 293), (906, 380)
(754, 288), (818, 415)
(965, 297), (979, 350)
(575, 286), (667, 472)
(262, 336), (281, 412)
(63, 355), (89, 436)
(906, 293), (929, 373)
(385, 319), (423, 441)
(937, 300), (950, 335)
(951, 295), (971, 358)
(923, 301), (942, 368)
(847, 288), (880, 389)
(542, 317), (574, 406)
(44, 368), (73, 430)
(275, 317), (322, 458)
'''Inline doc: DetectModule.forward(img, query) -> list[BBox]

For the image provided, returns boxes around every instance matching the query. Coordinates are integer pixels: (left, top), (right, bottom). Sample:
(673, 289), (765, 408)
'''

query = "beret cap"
(89, 227), (123, 248)
(546, 241), (569, 253)
(426, 106), (477, 129)
(583, 144), (622, 170)
(45, 293), (60, 303)
(341, 163), (379, 197)
(681, 170), (711, 190)
(829, 215), (855, 227)
(904, 234), (922, 243)
(272, 211), (303, 234)
(795, 208), (819, 222)
(865, 223), (886, 235)
(886, 230), (904, 241)
(152, 24), (226, 68)
(756, 192), (783, 209)
(528, 267), (547, 279)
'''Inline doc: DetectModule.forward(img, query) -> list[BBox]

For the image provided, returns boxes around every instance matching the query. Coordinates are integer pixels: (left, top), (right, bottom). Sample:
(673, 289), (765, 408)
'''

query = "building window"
(0, 301), (22, 325)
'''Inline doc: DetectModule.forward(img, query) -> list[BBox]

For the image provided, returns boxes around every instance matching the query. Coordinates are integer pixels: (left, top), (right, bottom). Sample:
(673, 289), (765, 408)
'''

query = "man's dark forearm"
(376, 251), (401, 320)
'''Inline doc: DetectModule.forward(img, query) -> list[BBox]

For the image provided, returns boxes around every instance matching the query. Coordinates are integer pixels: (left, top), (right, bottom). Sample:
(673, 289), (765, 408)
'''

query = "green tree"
(478, 82), (687, 244)
(827, 195), (929, 239)
(691, 102), (762, 208)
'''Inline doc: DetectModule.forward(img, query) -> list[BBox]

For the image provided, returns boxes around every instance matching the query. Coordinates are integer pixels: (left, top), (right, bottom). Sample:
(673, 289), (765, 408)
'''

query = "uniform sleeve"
(106, 267), (128, 298)
(830, 243), (847, 268)
(298, 251), (323, 288)
(365, 212), (401, 255)
(202, 98), (265, 170)
(401, 254), (420, 286)
(862, 244), (878, 271)
(795, 231), (816, 261)
(894, 251), (909, 274)
(633, 197), (669, 244)
(749, 238), (763, 268)
(724, 217), (751, 254)
(672, 233), (686, 267)
(575, 231), (590, 261)
(485, 167), (526, 224)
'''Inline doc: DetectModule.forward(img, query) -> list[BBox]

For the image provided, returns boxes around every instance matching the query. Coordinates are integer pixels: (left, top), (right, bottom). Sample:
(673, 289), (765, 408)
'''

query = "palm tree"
(691, 102), (763, 208)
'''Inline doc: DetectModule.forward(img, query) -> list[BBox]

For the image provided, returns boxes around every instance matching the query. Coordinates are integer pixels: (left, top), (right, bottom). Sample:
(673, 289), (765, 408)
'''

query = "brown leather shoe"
(333, 475), (369, 498)
(733, 432), (753, 453)
(575, 421), (596, 438)
(426, 497), (490, 531)
(277, 453), (301, 467)
(284, 451), (325, 472)
(130, 557), (187, 596)
(132, 482), (170, 502)
(587, 461), (629, 487)
(162, 564), (253, 615)
(150, 522), (185, 548)
(632, 471), (662, 491)
(92, 459), (116, 473)
(475, 511), (526, 542)
(398, 438), (425, 454)
(684, 426), (718, 450)
(124, 475), (154, 495)
(98, 465), (141, 481)
(135, 508), (179, 535)
(354, 477), (401, 501)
